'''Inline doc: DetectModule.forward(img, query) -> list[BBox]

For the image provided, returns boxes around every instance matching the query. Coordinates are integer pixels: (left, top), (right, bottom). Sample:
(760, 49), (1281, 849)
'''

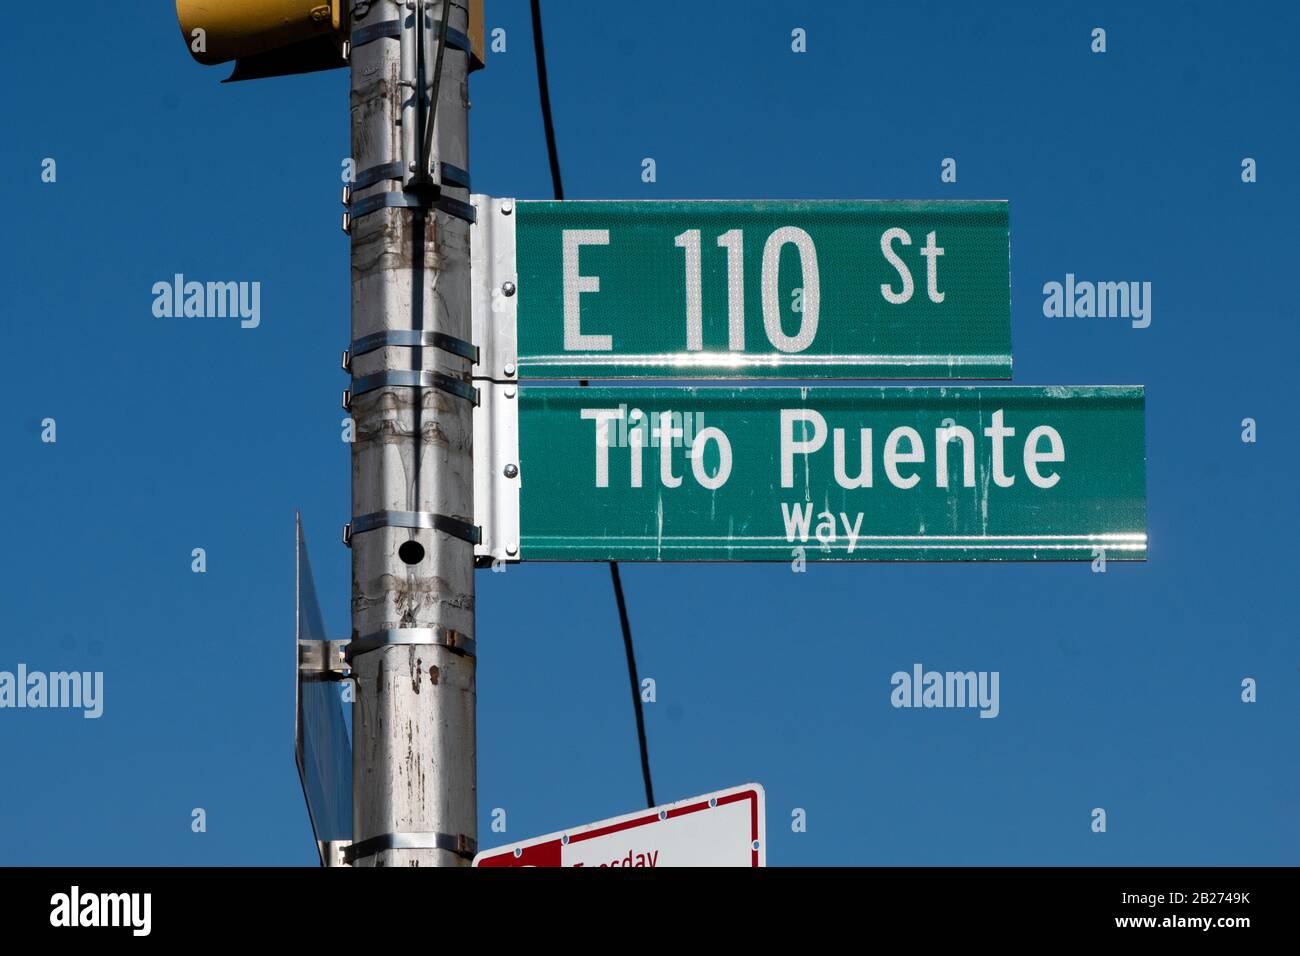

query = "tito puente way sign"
(511, 385), (1146, 562)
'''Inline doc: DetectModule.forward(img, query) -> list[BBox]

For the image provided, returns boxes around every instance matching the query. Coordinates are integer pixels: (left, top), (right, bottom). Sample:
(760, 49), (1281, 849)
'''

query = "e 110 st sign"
(512, 200), (1011, 379)
(514, 385), (1146, 562)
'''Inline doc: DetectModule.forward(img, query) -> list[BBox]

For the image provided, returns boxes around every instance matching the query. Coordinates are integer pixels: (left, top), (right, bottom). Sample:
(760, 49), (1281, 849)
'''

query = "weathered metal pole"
(346, 0), (477, 867)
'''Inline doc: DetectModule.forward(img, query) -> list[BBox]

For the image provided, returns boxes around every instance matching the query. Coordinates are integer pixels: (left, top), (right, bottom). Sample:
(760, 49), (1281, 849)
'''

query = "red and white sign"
(473, 783), (766, 867)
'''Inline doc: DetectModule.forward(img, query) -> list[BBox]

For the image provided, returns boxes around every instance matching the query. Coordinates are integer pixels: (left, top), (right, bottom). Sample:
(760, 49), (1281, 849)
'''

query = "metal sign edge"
(472, 782), (767, 867)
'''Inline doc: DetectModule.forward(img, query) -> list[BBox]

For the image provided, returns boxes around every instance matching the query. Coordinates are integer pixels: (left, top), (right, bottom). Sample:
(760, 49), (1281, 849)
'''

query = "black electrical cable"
(529, 0), (565, 201)
(610, 563), (655, 808)
(530, 0), (654, 809)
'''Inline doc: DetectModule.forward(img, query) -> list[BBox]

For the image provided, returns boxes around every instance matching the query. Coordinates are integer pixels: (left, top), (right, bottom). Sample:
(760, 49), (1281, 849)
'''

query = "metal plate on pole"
(474, 783), (766, 867)
(512, 199), (1011, 379)
(294, 515), (351, 864)
(513, 386), (1146, 562)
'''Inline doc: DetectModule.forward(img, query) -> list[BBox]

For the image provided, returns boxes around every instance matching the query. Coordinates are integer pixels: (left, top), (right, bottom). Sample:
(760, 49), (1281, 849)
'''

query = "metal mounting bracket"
(472, 383), (521, 564)
(298, 639), (351, 679)
(320, 839), (351, 868)
(470, 195), (518, 382)
(469, 196), (521, 564)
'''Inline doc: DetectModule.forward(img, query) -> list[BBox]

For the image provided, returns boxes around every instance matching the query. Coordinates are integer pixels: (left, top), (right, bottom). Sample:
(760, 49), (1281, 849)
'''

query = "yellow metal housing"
(176, 0), (484, 80)
(468, 0), (485, 70)
(176, 0), (342, 66)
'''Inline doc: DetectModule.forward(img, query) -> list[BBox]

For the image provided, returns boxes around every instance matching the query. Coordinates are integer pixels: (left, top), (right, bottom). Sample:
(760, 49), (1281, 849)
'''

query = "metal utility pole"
(343, 0), (478, 867)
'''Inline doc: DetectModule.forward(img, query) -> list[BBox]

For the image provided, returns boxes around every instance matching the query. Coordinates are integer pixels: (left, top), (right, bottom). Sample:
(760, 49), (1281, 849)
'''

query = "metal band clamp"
(351, 329), (478, 363)
(444, 27), (472, 56)
(345, 510), (481, 546)
(351, 19), (400, 47)
(353, 160), (405, 190)
(343, 830), (476, 864)
(346, 626), (476, 660)
(347, 190), (477, 225)
(348, 369), (479, 405)
(439, 162), (471, 190)
(350, 21), (471, 56)
(353, 160), (470, 192)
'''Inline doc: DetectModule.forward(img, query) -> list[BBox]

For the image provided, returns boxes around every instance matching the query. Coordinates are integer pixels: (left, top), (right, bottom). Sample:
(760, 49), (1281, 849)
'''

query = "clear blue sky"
(2, 1), (1296, 865)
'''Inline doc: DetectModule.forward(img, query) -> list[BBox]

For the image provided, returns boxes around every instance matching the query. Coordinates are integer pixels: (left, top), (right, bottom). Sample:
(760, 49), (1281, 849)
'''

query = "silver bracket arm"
(471, 195), (521, 563)
(470, 195), (518, 382)
(297, 639), (351, 680)
(320, 839), (352, 868)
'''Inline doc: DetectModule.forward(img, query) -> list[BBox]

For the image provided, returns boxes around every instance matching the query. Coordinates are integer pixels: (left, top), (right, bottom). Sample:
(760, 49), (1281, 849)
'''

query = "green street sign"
(512, 200), (1011, 379)
(515, 385), (1145, 561)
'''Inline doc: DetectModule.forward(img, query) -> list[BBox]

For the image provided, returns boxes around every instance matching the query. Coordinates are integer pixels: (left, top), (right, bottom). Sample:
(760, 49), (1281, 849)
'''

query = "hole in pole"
(398, 540), (426, 565)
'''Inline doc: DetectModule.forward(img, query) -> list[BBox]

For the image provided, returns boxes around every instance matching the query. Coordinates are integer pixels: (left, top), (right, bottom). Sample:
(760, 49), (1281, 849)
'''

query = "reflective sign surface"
(517, 386), (1146, 561)
(515, 200), (1012, 379)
